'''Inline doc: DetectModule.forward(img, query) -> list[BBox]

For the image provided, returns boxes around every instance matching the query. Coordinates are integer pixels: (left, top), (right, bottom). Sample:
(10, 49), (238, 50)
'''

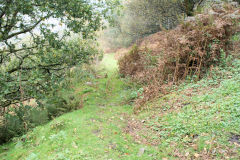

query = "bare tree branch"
(195, 0), (205, 9)
(3, 14), (52, 41)
(0, 0), (13, 27)
(0, 45), (48, 54)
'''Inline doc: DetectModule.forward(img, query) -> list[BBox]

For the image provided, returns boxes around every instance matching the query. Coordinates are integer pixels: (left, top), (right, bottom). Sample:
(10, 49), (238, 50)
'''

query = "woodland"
(0, 0), (240, 159)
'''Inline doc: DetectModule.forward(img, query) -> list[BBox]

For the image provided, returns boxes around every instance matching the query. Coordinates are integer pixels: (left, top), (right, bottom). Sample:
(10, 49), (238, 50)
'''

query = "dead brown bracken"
(118, 3), (240, 112)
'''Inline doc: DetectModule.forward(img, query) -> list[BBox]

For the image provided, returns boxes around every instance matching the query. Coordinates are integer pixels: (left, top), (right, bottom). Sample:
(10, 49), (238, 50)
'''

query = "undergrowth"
(0, 54), (153, 160)
(0, 65), (101, 144)
(0, 2), (239, 159)
(127, 57), (240, 159)
(118, 3), (240, 110)
(0, 53), (239, 159)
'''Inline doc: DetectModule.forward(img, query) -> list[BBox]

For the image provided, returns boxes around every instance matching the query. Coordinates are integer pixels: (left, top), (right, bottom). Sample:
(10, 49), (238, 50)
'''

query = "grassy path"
(0, 54), (157, 160)
(1, 54), (240, 159)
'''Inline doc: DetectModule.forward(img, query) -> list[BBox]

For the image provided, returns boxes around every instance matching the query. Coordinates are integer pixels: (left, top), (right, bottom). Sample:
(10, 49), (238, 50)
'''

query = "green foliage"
(44, 96), (68, 118)
(232, 32), (240, 42)
(0, 53), (151, 160)
(50, 121), (66, 131)
(0, 0), (119, 109)
(0, 61), (100, 144)
(0, 0), (108, 141)
(1, 50), (240, 159)
(1, 52), (239, 159)
(129, 88), (144, 100)
(44, 91), (83, 119)
(0, 105), (49, 144)
(132, 57), (240, 158)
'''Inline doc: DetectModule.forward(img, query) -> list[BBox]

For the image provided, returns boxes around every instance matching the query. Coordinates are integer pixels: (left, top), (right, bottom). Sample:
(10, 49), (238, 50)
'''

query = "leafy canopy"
(0, 0), (119, 109)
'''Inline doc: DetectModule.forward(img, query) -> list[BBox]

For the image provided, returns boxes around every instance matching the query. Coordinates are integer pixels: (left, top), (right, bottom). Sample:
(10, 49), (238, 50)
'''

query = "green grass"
(136, 59), (240, 159)
(101, 53), (118, 72)
(0, 53), (160, 160)
(0, 54), (240, 159)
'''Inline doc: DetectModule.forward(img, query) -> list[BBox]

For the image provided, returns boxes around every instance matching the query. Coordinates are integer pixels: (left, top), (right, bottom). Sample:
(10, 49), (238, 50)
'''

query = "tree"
(101, 0), (204, 49)
(0, 0), (118, 111)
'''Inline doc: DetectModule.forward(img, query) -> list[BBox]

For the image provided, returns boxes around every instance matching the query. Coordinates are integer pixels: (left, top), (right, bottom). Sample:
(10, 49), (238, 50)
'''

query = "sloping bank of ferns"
(118, 2), (240, 111)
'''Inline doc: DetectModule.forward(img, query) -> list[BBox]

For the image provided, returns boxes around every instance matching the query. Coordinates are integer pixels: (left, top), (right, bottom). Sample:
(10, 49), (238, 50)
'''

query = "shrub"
(0, 65), (95, 144)
(118, 45), (144, 77)
(0, 105), (48, 144)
